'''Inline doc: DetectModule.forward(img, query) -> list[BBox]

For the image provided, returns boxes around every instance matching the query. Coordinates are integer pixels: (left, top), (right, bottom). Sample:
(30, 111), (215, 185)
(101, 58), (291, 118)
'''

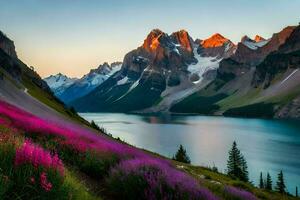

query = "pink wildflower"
(15, 140), (64, 175)
(30, 177), (35, 184)
(40, 172), (53, 192)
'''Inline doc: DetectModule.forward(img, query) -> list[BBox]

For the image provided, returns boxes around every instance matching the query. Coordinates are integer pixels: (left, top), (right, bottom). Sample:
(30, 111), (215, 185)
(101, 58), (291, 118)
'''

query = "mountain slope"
(0, 31), (86, 124)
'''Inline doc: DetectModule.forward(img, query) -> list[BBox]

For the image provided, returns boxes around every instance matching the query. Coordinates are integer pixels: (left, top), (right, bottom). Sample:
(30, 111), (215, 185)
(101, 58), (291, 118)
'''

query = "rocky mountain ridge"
(44, 62), (122, 103)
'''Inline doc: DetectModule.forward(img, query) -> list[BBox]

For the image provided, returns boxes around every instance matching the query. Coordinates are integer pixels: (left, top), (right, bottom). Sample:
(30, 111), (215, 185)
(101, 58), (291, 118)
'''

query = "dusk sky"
(0, 0), (299, 78)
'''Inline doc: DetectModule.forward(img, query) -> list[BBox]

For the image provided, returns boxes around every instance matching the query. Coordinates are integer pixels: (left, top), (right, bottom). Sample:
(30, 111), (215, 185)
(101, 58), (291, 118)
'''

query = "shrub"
(224, 186), (257, 200)
(106, 157), (218, 200)
(79, 150), (119, 179)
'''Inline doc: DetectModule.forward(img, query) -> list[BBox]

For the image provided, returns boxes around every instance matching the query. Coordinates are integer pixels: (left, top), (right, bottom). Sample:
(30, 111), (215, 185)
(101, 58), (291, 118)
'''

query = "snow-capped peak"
(44, 73), (77, 90)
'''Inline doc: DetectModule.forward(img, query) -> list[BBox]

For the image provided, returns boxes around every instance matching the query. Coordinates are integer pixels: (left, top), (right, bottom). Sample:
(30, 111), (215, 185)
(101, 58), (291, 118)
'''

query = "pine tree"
(227, 141), (249, 182)
(91, 120), (100, 131)
(259, 172), (264, 189)
(296, 186), (298, 197)
(276, 170), (286, 194)
(265, 172), (272, 190)
(240, 155), (249, 182)
(173, 144), (191, 164)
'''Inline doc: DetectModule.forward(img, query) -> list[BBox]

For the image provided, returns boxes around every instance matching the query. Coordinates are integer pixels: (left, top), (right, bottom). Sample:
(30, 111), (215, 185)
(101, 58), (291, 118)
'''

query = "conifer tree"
(227, 141), (249, 182)
(296, 186), (298, 197)
(259, 172), (264, 189)
(240, 156), (249, 182)
(265, 172), (272, 190)
(276, 170), (286, 194)
(173, 144), (191, 164)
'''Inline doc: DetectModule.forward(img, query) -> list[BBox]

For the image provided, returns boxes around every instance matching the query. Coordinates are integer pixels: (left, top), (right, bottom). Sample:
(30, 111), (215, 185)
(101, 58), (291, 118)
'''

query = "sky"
(0, 0), (299, 78)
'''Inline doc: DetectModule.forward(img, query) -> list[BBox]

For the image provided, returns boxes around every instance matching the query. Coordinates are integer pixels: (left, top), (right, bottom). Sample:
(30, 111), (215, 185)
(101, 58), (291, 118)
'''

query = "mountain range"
(46, 24), (298, 119)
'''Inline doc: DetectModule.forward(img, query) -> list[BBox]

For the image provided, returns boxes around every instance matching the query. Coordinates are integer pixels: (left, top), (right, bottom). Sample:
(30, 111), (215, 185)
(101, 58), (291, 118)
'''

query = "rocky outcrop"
(217, 58), (249, 82)
(253, 26), (300, 88)
(232, 26), (295, 66)
(276, 95), (300, 119)
(0, 31), (17, 58)
(278, 26), (300, 53)
(218, 26), (296, 86)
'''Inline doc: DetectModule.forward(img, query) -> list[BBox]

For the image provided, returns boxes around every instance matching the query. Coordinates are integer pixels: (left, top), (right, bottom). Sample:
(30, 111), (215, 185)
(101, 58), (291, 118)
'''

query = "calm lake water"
(80, 113), (300, 193)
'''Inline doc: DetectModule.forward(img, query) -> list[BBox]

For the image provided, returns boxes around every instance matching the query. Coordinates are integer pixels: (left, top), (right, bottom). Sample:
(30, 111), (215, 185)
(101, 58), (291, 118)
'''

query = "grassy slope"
(21, 74), (88, 125)
(181, 164), (296, 200)
(0, 61), (89, 126)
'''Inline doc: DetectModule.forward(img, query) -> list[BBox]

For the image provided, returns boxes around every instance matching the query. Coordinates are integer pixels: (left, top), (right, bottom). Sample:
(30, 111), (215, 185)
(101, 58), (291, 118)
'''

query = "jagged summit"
(241, 35), (253, 43)
(171, 29), (193, 52)
(254, 35), (266, 42)
(142, 29), (165, 52)
(201, 33), (232, 48)
(242, 35), (266, 43)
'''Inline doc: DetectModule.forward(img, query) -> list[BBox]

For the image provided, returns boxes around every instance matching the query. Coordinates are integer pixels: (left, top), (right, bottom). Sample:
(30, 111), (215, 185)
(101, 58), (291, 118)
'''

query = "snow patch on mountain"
(242, 39), (270, 50)
(44, 62), (122, 102)
(117, 76), (129, 85)
(44, 74), (78, 96)
(81, 63), (121, 87)
(188, 48), (221, 83)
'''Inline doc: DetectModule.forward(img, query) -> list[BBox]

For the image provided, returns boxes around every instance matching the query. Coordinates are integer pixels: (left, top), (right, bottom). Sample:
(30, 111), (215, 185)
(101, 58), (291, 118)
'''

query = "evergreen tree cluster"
(226, 141), (249, 182)
(259, 172), (272, 190)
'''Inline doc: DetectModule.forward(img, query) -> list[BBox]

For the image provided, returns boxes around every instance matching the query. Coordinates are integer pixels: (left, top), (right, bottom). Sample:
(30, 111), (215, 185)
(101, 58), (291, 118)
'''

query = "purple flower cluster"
(110, 157), (219, 200)
(15, 140), (64, 175)
(224, 186), (257, 200)
(0, 100), (146, 158)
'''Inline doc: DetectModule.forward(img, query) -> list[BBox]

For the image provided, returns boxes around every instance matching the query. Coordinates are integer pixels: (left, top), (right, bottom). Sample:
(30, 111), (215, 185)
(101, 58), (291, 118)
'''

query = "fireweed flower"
(0, 100), (146, 158)
(40, 172), (53, 192)
(30, 177), (35, 184)
(110, 158), (219, 200)
(15, 140), (64, 175)
(224, 186), (257, 200)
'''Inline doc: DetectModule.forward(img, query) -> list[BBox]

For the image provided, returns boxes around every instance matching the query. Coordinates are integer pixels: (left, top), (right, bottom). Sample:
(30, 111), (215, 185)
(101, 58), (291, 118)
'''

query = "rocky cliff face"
(252, 26), (300, 88)
(217, 26), (296, 82)
(0, 31), (17, 58)
(0, 30), (54, 97)
(231, 26), (295, 66)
